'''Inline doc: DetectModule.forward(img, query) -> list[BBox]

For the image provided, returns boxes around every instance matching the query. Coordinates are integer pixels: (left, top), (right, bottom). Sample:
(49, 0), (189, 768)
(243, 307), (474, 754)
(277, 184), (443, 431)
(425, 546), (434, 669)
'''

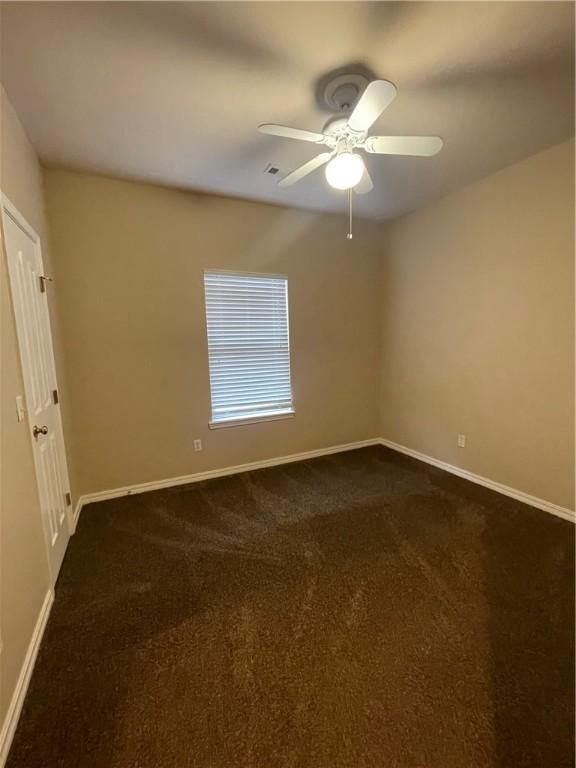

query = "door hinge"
(65, 492), (72, 506)
(39, 275), (53, 293)
(52, 388), (59, 404)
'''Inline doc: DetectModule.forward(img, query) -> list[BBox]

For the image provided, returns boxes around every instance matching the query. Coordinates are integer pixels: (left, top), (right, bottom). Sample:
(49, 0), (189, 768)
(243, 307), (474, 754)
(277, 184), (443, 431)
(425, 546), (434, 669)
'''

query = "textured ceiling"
(1, 2), (574, 219)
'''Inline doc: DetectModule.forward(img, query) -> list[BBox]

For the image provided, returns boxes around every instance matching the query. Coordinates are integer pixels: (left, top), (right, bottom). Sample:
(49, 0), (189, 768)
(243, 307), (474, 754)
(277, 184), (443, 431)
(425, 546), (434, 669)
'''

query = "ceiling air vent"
(263, 164), (280, 175)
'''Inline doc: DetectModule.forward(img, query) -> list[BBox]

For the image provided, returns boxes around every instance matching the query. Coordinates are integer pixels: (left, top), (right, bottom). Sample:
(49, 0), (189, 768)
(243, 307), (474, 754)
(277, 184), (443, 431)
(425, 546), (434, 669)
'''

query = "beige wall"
(380, 139), (575, 510)
(43, 170), (382, 497)
(0, 88), (72, 729)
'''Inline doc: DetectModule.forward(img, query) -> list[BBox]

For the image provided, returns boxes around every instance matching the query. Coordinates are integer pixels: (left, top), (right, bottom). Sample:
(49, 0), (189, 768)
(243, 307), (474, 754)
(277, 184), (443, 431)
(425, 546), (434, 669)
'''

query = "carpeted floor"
(7, 446), (574, 768)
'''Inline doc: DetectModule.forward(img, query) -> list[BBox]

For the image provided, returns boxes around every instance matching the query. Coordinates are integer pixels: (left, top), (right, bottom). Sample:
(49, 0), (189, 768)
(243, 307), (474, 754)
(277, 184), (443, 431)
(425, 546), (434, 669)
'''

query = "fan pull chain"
(347, 187), (353, 240)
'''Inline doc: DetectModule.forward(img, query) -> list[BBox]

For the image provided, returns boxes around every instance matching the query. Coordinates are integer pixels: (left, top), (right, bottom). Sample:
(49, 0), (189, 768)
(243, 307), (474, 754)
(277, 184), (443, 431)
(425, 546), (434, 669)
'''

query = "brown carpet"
(7, 446), (574, 768)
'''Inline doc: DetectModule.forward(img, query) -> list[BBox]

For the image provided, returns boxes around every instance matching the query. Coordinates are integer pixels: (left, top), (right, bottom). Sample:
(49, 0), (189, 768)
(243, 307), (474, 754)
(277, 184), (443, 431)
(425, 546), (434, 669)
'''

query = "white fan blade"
(278, 152), (333, 187)
(347, 80), (397, 133)
(355, 166), (374, 194)
(364, 136), (443, 156)
(259, 124), (326, 144)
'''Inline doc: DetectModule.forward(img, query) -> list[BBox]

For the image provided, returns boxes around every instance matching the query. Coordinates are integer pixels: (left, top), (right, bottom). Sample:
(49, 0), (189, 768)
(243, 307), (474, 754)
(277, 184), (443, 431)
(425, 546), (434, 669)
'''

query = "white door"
(2, 195), (71, 584)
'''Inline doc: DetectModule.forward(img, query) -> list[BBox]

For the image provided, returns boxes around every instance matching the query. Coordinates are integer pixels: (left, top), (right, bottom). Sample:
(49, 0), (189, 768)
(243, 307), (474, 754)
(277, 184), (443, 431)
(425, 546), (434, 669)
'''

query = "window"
(204, 271), (294, 427)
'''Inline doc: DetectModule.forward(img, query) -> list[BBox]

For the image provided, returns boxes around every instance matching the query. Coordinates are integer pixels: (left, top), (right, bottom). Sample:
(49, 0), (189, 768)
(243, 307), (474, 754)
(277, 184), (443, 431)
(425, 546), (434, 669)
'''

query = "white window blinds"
(204, 271), (294, 426)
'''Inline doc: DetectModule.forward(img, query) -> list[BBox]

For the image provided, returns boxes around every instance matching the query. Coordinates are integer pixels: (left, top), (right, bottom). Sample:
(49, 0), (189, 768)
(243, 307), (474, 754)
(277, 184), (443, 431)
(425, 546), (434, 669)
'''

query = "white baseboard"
(73, 438), (382, 524)
(71, 436), (574, 528)
(380, 438), (575, 523)
(0, 589), (54, 767)
(71, 498), (82, 534)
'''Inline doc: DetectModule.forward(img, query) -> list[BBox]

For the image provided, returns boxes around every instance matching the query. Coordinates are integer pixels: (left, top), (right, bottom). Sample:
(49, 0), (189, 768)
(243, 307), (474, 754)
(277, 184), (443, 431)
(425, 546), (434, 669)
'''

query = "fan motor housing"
(322, 116), (351, 136)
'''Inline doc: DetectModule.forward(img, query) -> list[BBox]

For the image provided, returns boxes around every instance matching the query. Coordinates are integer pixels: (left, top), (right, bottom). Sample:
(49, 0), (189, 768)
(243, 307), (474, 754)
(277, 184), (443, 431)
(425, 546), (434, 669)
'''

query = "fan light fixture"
(325, 152), (365, 190)
(258, 77), (444, 237)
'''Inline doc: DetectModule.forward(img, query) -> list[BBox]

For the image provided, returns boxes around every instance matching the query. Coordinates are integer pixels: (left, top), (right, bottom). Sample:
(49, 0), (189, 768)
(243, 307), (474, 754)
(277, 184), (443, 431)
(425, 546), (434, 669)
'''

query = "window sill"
(209, 410), (295, 430)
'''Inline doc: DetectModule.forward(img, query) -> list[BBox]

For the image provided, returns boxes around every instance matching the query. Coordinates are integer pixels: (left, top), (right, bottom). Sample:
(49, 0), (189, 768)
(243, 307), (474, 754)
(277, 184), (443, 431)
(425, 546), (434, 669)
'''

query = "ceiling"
(1, 2), (574, 220)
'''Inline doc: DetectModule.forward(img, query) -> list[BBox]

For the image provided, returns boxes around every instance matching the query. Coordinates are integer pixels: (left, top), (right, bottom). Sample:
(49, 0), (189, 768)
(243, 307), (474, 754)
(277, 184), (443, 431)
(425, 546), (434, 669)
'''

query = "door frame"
(1, 192), (74, 578)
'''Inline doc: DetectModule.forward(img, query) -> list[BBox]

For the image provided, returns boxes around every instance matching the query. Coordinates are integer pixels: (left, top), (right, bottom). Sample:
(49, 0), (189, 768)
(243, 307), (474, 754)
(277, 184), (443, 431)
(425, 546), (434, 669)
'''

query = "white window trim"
(204, 268), (289, 279)
(204, 270), (295, 428)
(209, 409), (295, 430)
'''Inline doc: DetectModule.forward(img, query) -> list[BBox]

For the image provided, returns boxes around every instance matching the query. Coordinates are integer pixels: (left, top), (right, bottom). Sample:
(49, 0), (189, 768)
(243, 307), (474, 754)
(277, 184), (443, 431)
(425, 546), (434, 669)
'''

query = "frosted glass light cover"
(325, 153), (365, 190)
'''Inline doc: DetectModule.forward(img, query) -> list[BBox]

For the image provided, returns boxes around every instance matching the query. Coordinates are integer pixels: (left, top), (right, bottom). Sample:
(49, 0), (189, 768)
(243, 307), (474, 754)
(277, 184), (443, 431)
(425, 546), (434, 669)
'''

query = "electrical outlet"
(193, 439), (202, 452)
(457, 434), (466, 448)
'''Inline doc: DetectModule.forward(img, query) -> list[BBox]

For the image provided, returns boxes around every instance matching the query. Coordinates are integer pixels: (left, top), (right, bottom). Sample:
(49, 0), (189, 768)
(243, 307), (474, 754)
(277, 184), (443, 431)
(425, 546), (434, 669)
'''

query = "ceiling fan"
(258, 79), (443, 194)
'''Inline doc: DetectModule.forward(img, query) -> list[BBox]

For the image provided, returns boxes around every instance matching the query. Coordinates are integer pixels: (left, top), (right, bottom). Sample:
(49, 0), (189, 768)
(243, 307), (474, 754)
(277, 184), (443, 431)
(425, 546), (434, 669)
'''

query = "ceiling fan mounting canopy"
(258, 78), (443, 193)
(322, 73), (370, 113)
